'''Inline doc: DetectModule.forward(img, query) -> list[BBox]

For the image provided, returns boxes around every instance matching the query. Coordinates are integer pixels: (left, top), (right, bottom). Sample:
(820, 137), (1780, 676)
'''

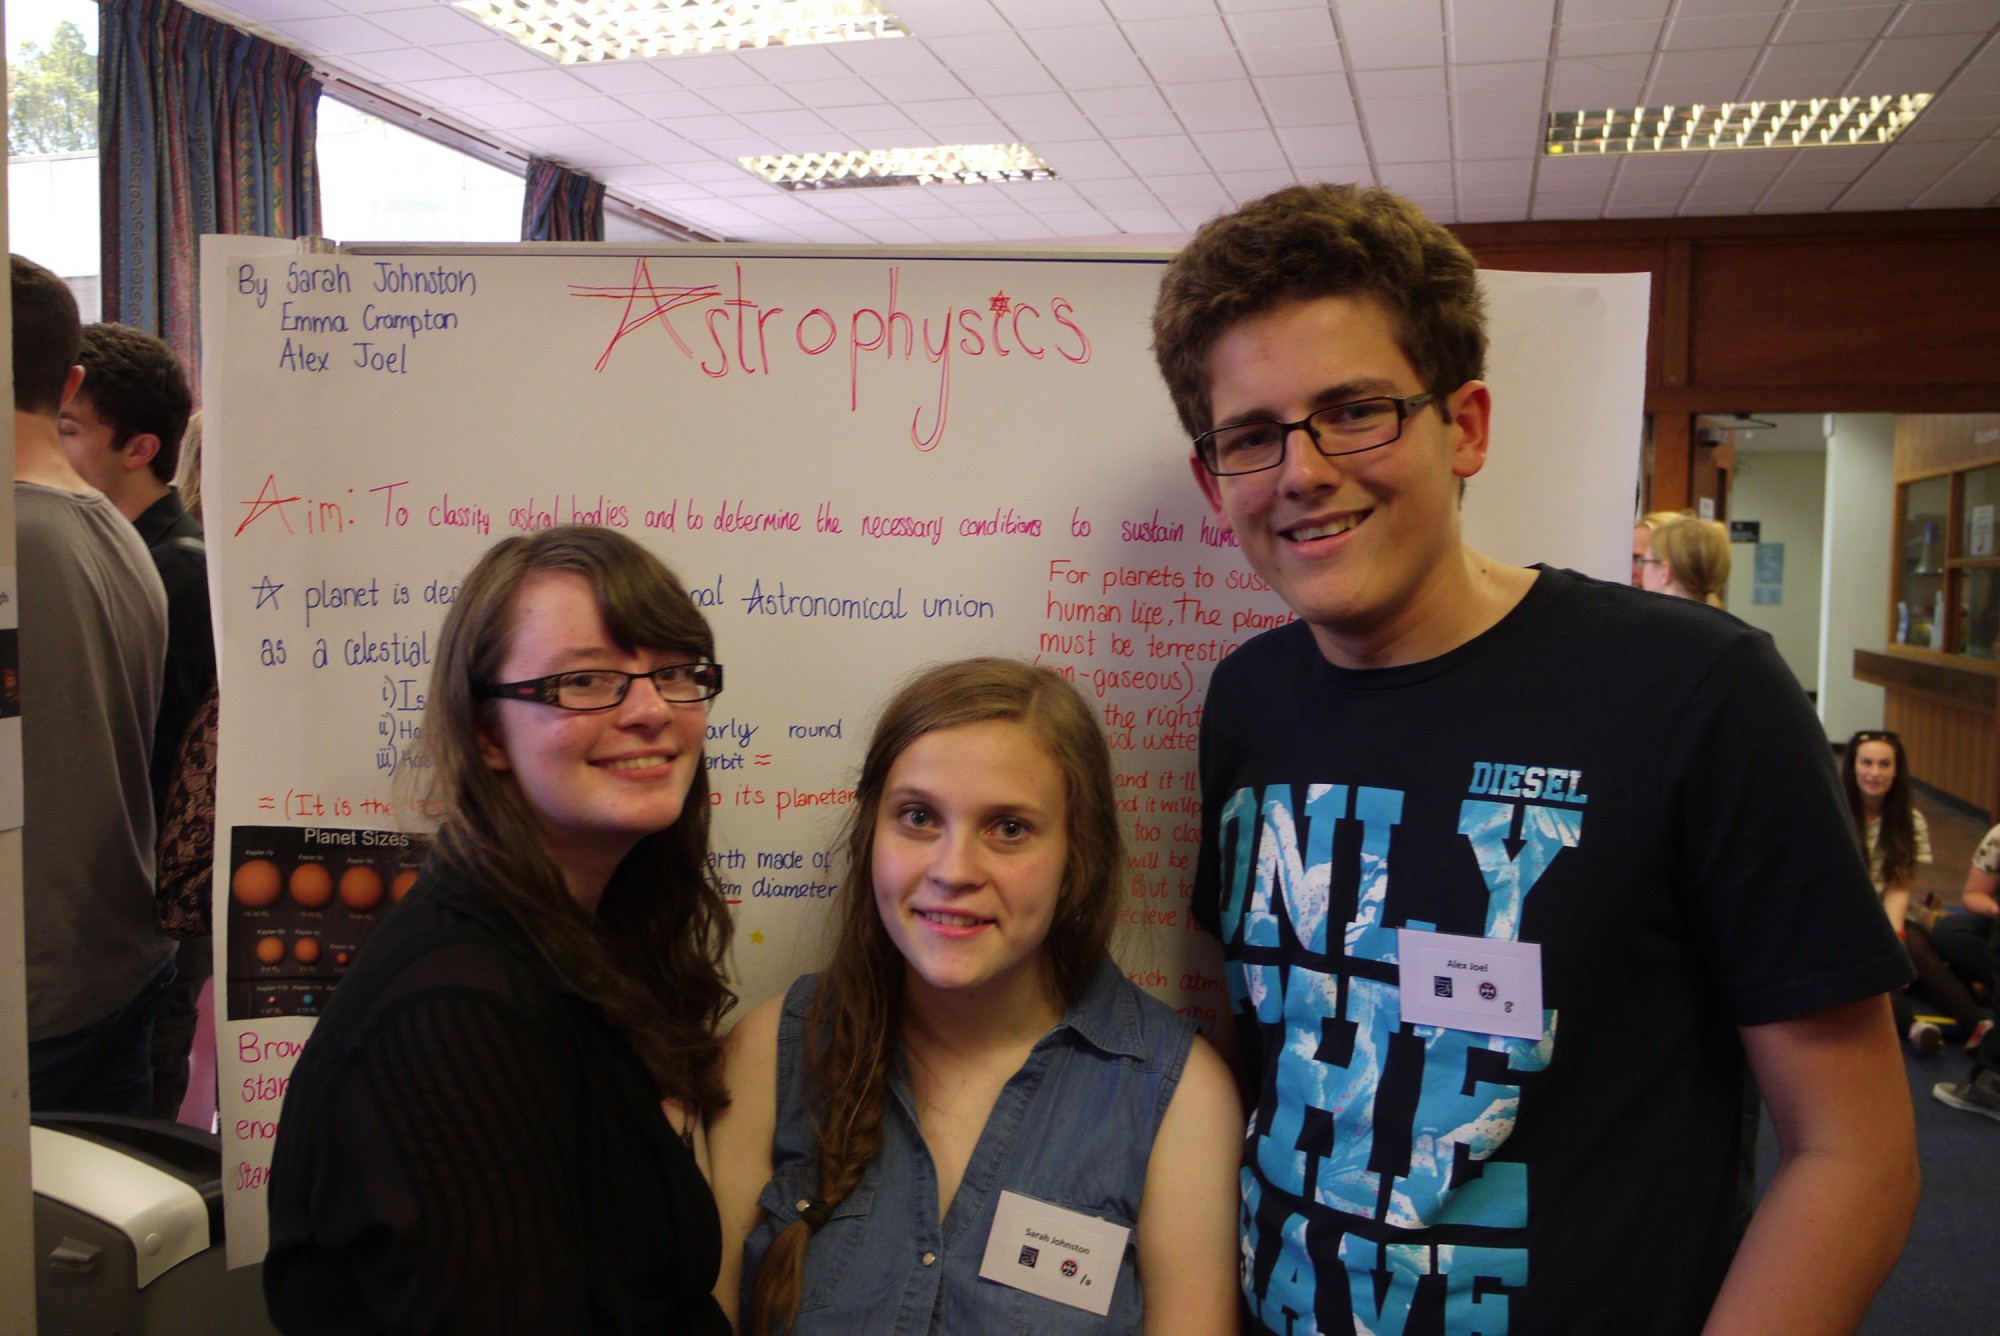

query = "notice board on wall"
(200, 236), (1648, 1262)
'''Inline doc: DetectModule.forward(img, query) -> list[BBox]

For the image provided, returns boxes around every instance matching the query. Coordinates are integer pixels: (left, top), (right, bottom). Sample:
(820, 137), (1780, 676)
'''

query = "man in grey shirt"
(12, 254), (173, 1114)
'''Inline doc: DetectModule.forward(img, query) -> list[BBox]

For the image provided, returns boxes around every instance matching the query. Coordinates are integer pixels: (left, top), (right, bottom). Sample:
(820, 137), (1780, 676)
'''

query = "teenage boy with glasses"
(1153, 185), (1917, 1335)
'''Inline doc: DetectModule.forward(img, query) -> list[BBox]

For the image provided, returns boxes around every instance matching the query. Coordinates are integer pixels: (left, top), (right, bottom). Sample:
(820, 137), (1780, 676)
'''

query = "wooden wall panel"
(1689, 233), (2000, 393)
(1886, 688), (1997, 816)
(1895, 413), (2000, 481)
(1452, 210), (2000, 504)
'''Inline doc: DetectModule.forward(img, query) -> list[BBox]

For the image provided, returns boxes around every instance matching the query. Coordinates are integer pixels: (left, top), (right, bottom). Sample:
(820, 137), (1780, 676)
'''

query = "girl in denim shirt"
(709, 658), (1240, 1335)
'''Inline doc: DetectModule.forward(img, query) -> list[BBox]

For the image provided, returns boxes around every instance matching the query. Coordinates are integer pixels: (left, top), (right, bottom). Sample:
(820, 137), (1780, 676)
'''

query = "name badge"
(976, 1189), (1129, 1316)
(1396, 929), (1545, 1040)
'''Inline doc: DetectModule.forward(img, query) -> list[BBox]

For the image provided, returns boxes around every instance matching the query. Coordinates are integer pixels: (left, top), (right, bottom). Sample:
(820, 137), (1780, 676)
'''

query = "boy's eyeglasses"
(1194, 392), (1436, 477)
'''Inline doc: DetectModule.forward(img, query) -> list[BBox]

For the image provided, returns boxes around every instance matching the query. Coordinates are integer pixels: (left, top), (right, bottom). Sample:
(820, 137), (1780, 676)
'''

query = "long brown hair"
(1843, 729), (1916, 891)
(747, 658), (1122, 1336)
(418, 525), (734, 1111)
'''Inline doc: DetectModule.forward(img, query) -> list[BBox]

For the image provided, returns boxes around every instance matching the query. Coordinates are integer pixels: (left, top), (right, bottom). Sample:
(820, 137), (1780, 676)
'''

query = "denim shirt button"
(920, 1252), (936, 1267)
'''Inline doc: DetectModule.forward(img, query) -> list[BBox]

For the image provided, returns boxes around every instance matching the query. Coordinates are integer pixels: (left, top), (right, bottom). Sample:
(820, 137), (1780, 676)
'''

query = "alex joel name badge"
(977, 1189), (1128, 1315)
(1396, 929), (1545, 1040)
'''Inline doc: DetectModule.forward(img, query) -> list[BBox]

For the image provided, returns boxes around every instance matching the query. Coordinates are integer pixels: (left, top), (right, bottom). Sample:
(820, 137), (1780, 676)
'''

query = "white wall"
(1819, 414), (1897, 739)
(1726, 449), (1826, 694)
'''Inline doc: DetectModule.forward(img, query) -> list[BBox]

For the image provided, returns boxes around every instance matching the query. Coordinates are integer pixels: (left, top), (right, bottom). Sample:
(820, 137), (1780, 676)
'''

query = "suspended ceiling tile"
(1278, 122), (1371, 162)
(341, 47), (471, 82)
(1194, 127), (1290, 170)
(1122, 15), (1236, 63)
(1664, 12), (1784, 51)
(1548, 54), (1654, 106)
(1746, 40), (1877, 91)
(271, 14), (406, 53)
(1561, 0), (1671, 21)
(1225, 7), (1339, 47)
(698, 83), (802, 114)
(1648, 45), (1761, 93)
(1858, 32), (1992, 85)
(954, 65), (1065, 96)
(1354, 66), (1448, 99)
(989, 0), (1113, 28)
(1453, 60), (1552, 93)
(1238, 44), (1347, 78)
(1254, 74), (1360, 127)
(1775, 5), (1897, 44)
(424, 41), (554, 76)
(1889, 1), (2000, 38)
(1558, 20), (1667, 58)
(400, 75), (514, 107)
(1449, 0), (1556, 64)
(1164, 79), (1269, 132)
(1115, 134), (1205, 172)
(1368, 118), (1454, 165)
(615, 89), (720, 119)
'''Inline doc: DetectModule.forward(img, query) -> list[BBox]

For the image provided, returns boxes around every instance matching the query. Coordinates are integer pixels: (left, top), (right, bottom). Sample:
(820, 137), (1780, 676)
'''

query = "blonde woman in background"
(174, 410), (202, 524)
(1640, 515), (1731, 608)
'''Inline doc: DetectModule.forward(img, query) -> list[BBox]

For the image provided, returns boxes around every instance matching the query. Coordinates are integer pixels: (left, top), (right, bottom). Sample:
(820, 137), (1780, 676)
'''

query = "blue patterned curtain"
(523, 159), (605, 242)
(101, 0), (321, 382)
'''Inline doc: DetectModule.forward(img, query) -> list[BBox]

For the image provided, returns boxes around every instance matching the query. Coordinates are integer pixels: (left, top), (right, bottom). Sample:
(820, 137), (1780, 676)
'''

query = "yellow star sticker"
(749, 930), (766, 945)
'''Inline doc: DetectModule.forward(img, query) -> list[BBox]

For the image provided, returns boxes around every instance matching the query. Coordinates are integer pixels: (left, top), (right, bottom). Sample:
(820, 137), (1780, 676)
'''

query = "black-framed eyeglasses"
(1852, 730), (1900, 745)
(478, 662), (723, 712)
(1194, 393), (1437, 477)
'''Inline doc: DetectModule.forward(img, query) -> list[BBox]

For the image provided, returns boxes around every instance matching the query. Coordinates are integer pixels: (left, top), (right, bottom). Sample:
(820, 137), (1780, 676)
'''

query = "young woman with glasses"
(266, 526), (734, 1333)
(1842, 729), (1986, 1054)
(708, 658), (1240, 1336)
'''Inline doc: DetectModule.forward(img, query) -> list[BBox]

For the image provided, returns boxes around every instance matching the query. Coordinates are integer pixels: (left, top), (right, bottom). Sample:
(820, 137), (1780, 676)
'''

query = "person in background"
(64, 321), (214, 1119)
(1630, 508), (1686, 588)
(1920, 823), (2000, 1047)
(1842, 729), (1985, 1054)
(1640, 514), (1731, 607)
(710, 658), (1240, 1336)
(175, 409), (204, 523)
(266, 526), (733, 1334)
(11, 254), (174, 1115)
(1153, 183), (1914, 1334)
(1934, 1015), (2000, 1122)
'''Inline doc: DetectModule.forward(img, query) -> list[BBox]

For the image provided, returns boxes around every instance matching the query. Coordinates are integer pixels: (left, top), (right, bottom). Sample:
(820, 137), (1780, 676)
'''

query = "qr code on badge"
(1433, 976), (1454, 998)
(1018, 1245), (1040, 1268)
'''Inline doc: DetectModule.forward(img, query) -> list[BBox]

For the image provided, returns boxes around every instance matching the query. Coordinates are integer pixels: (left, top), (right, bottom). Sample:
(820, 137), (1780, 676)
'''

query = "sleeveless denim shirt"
(741, 956), (1199, 1335)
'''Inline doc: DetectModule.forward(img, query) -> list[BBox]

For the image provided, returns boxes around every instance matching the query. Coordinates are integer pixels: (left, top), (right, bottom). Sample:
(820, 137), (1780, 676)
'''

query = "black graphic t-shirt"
(1193, 567), (1909, 1336)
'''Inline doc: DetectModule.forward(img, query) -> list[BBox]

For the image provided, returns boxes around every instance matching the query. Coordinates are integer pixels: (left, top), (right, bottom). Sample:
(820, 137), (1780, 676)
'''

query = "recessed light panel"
(739, 145), (1058, 190)
(455, 0), (906, 65)
(1546, 95), (1931, 156)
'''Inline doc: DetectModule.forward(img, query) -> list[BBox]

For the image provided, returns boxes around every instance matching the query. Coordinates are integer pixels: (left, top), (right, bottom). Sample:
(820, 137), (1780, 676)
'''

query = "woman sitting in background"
(709, 658), (1240, 1336)
(266, 526), (734, 1334)
(1639, 515), (1731, 608)
(1844, 729), (1985, 1054)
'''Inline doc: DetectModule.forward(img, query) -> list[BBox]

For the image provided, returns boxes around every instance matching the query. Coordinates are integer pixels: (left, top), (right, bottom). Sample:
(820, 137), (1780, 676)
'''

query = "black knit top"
(264, 863), (728, 1335)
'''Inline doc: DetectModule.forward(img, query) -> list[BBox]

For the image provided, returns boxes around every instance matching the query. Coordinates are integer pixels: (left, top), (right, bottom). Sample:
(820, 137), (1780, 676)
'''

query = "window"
(316, 98), (522, 244)
(6, 0), (102, 318)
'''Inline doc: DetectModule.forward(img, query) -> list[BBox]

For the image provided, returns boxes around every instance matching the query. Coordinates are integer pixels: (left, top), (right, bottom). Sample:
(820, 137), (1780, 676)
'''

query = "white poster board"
(200, 236), (1648, 1262)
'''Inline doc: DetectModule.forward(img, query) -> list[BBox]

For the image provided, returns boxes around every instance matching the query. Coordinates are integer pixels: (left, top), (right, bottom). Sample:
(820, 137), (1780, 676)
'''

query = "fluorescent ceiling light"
(739, 145), (1057, 190)
(454, 0), (906, 64)
(1546, 95), (1931, 156)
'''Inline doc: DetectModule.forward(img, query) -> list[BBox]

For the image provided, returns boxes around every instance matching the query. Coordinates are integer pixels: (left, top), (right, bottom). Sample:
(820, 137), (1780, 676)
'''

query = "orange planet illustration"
(233, 859), (282, 908)
(339, 866), (384, 913)
(255, 936), (285, 964)
(293, 938), (322, 965)
(391, 869), (419, 902)
(290, 863), (334, 909)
